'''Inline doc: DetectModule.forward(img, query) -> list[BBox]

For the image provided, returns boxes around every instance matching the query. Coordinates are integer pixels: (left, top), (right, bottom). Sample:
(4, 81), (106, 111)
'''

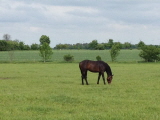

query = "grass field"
(0, 49), (142, 63)
(0, 63), (160, 120)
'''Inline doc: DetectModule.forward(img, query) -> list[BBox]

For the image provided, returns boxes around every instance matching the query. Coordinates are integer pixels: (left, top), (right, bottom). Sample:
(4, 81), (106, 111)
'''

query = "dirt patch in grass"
(0, 77), (11, 80)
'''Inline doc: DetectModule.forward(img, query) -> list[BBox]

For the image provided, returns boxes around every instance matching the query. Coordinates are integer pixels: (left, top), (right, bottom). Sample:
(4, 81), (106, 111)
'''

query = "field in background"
(0, 49), (142, 63)
(0, 63), (160, 119)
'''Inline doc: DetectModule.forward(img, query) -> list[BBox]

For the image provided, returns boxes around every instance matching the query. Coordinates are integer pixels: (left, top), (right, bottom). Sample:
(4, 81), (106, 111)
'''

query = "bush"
(96, 55), (101, 61)
(139, 45), (160, 62)
(63, 54), (74, 62)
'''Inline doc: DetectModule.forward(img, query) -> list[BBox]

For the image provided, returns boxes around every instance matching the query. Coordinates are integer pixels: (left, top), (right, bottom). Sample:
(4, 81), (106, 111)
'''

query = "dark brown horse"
(79, 60), (113, 85)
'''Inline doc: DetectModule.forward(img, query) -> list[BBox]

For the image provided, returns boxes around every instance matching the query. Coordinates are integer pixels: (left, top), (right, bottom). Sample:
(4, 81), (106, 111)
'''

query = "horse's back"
(79, 60), (107, 72)
(79, 60), (105, 66)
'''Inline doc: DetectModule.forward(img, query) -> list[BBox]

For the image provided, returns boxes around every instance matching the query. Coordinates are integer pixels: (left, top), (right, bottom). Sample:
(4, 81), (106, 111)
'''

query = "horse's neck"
(106, 69), (112, 76)
(106, 72), (111, 76)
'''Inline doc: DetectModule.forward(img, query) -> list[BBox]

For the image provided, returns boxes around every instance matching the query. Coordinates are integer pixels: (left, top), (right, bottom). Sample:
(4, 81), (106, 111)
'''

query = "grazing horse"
(79, 60), (113, 85)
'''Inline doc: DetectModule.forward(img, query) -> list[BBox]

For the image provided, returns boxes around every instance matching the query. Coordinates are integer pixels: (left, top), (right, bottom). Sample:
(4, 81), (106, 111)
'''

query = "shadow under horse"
(79, 60), (113, 85)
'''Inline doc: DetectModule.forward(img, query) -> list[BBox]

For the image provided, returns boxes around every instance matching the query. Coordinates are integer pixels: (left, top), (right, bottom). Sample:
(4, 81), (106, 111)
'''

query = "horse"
(79, 60), (113, 85)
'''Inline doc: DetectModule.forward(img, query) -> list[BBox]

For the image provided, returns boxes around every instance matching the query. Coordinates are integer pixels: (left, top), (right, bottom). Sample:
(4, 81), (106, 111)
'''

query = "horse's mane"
(97, 61), (113, 76)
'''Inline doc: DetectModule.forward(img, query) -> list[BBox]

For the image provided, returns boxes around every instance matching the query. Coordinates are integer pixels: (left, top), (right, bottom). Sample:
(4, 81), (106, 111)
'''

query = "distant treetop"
(39, 35), (50, 45)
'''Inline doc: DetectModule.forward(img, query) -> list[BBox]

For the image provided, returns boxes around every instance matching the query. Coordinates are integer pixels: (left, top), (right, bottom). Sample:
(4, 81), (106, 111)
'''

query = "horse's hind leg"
(81, 70), (85, 85)
(97, 72), (101, 84)
(81, 70), (88, 85)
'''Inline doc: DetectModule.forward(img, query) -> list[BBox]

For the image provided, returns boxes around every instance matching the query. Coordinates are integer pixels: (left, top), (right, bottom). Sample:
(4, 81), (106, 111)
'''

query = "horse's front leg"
(102, 72), (106, 85)
(84, 71), (89, 85)
(81, 75), (84, 85)
(97, 72), (101, 84)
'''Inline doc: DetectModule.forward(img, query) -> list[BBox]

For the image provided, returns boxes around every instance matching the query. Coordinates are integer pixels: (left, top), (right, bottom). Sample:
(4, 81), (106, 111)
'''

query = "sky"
(0, 0), (160, 47)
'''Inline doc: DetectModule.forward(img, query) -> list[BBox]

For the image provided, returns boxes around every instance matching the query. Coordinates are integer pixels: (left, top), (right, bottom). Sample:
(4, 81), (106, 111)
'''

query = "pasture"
(0, 49), (141, 62)
(0, 63), (160, 120)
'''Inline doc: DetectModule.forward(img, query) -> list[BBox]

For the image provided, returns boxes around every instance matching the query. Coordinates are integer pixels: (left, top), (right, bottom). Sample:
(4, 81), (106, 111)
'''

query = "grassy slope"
(0, 63), (159, 120)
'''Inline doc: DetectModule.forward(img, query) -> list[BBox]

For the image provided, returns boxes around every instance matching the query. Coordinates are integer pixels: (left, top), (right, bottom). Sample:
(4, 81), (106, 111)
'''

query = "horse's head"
(107, 75), (113, 84)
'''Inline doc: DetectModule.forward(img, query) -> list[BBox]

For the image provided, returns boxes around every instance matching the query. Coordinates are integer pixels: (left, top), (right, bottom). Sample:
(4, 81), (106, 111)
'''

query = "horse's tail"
(79, 61), (82, 69)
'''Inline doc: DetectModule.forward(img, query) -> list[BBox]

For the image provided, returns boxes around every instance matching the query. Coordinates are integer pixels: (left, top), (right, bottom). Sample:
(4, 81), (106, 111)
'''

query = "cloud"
(0, 0), (160, 46)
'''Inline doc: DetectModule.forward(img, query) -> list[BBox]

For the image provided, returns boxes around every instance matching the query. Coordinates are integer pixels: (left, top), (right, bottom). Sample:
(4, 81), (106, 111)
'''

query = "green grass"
(0, 63), (160, 120)
(0, 49), (142, 63)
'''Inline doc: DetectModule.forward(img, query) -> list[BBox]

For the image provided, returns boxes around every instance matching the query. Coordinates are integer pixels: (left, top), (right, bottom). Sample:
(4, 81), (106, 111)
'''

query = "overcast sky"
(0, 0), (160, 47)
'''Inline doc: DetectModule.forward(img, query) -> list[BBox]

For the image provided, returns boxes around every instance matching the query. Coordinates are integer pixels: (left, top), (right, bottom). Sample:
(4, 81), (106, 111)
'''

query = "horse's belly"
(89, 70), (99, 73)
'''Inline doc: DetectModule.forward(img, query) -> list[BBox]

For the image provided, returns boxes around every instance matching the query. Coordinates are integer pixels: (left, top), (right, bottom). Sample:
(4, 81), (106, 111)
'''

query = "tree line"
(0, 34), (39, 51)
(0, 40), (40, 51)
(1, 34), (160, 62)
(1, 34), (160, 51)
(54, 39), (160, 50)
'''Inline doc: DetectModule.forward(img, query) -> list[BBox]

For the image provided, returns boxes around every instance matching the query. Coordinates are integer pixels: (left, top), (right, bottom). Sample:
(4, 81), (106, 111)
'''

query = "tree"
(139, 45), (160, 62)
(137, 41), (145, 49)
(114, 42), (122, 49)
(110, 43), (121, 62)
(31, 43), (39, 50)
(19, 41), (25, 50)
(107, 39), (114, 49)
(3, 34), (11, 41)
(55, 44), (68, 49)
(39, 43), (53, 62)
(24, 45), (31, 50)
(11, 40), (20, 50)
(96, 44), (105, 50)
(0, 40), (8, 51)
(89, 40), (98, 49)
(39, 35), (50, 45)
(123, 42), (132, 49)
